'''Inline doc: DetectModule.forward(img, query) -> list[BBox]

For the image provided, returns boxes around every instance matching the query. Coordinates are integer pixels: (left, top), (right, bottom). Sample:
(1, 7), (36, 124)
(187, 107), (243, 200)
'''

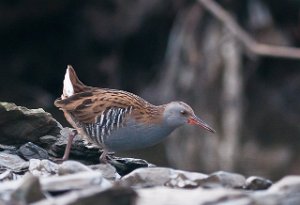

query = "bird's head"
(163, 101), (215, 133)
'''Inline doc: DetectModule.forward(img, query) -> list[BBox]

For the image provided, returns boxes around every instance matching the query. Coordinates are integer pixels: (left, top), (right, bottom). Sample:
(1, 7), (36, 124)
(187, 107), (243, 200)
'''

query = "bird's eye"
(180, 110), (186, 115)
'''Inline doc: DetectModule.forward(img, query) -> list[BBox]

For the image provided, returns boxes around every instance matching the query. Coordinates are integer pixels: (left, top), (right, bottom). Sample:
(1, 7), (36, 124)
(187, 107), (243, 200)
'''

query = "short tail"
(61, 65), (89, 99)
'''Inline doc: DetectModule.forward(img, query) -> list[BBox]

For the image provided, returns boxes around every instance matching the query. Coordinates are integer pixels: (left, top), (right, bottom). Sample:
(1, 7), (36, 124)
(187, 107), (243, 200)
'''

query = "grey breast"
(104, 118), (175, 152)
(81, 106), (176, 152)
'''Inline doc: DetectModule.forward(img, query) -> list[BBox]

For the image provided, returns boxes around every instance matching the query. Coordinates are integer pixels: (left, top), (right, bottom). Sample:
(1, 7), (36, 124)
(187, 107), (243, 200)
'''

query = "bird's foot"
(99, 150), (115, 164)
(98, 151), (126, 170)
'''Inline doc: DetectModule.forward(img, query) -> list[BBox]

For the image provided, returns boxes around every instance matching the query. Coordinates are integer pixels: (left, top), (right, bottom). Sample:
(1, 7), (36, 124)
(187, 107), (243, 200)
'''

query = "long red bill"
(187, 116), (216, 133)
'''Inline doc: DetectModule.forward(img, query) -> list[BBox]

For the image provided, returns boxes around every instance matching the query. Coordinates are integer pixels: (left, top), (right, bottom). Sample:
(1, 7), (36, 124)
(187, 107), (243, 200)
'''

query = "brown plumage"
(54, 65), (215, 162)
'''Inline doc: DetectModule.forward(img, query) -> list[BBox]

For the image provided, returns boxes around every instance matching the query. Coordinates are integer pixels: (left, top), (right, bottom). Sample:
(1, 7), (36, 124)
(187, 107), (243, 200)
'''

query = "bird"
(54, 65), (215, 163)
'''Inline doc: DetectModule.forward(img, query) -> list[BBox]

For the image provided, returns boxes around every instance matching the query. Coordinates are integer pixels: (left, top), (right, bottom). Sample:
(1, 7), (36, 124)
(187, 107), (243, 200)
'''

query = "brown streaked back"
(54, 89), (164, 125)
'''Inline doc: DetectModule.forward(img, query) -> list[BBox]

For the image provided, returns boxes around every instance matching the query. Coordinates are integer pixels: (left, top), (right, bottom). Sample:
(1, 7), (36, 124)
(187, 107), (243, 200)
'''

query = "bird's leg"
(59, 130), (77, 161)
(62, 130), (77, 160)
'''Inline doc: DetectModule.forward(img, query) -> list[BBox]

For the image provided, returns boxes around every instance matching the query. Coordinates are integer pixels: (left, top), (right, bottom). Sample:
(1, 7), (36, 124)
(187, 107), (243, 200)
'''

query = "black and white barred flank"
(83, 106), (133, 145)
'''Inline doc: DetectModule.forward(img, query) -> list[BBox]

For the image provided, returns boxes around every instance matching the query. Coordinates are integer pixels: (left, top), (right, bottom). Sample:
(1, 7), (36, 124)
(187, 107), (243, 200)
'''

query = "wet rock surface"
(0, 103), (299, 205)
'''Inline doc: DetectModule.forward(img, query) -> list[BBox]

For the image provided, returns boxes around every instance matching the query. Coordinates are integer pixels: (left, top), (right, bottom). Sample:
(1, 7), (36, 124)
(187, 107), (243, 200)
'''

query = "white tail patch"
(62, 68), (74, 99)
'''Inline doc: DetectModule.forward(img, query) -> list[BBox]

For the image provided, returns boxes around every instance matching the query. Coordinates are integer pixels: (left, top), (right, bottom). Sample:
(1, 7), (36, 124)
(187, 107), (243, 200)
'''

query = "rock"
(203, 171), (246, 189)
(0, 171), (112, 196)
(11, 173), (45, 204)
(39, 135), (58, 145)
(250, 176), (300, 205)
(0, 170), (22, 182)
(89, 164), (121, 181)
(33, 186), (137, 205)
(245, 176), (272, 190)
(2, 157), (300, 205)
(29, 159), (59, 177)
(136, 187), (248, 205)
(164, 170), (208, 188)
(109, 157), (155, 176)
(40, 171), (112, 192)
(121, 167), (173, 188)
(121, 168), (246, 189)
(251, 192), (291, 205)
(0, 102), (62, 146)
(249, 176), (300, 205)
(0, 152), (29, 173)
(268, 175), (300, 193)
(0, 178), (21, 194)
(0, 144), (18, 155)
(121, 167), (207, 188)
(58, 160), (93, 175)
(18, 142), (49, 160)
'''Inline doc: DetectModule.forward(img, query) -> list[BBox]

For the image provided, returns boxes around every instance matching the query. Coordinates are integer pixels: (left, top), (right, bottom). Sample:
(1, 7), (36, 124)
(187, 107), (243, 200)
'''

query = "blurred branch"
(219, 33), (242, 170)
(198, 0), (300, 60)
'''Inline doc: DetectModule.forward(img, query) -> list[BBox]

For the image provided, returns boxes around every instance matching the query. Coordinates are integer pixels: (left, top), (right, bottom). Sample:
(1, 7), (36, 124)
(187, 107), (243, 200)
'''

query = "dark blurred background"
(0, 0), (300, 180)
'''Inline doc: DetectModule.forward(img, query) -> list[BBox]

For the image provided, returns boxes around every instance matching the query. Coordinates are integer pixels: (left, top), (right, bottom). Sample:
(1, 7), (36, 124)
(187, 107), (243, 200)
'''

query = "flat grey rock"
(32, 186), (137, 205)
(0, 170), (22, 182)
(136, 187), (248, 205)
(0, 152), (29, 173)
(89, 163), (121, 181)
(204, 171), (246, 188)
(40, 171), (112, 192)
(58, 161), (121, 181)
(121, 167), (207, 188)
(121, 167), (246, 189)
(58, 160), (93, 175)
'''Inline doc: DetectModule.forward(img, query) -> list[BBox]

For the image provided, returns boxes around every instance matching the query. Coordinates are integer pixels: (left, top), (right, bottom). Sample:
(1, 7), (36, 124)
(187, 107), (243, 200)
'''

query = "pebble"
(245, 176), (272, 190)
